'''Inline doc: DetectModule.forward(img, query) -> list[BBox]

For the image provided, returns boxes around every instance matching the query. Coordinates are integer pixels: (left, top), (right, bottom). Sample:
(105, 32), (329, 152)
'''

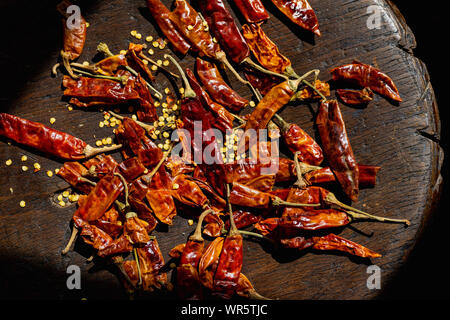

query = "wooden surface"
(0, 0), (443, 300)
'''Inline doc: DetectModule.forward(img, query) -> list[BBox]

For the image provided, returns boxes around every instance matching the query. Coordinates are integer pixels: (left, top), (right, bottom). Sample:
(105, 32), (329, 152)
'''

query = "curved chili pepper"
(137, 238), (168, 291)
(126, 43), (155, 82)
(293, 79), (330, 101)
(168, 0), (220, 59)
(196, 58), (249, 112)
(57, 162), (95, 194)
(244, 68), (283, 96)
(270, 0), (320, 36)
(171, 174), (210, 209)
(0, 113), (120, 160)
(186, 68), (234, 133)
(330, 61), (402, 102)
(241, 23), (293, 76)
(224, 210), (261, 230)
(316, 100), (359, 201)
(336, 88), (374, 106)
(145, 0), (191, 55)
(198, 236), (224, 290)
(305, 165), (381, 188)
(233, 0), (269, 23)
(197, 0), (251, 64)
(83, 154), (119, 178)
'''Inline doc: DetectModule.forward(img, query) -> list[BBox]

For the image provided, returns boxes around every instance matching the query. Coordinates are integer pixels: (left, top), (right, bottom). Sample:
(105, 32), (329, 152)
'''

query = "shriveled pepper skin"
(196, 58), (248, 112)
(336, 88), (374, 106)
(61, 2), (87, 60)
(331, 61), (402, 102)
(197, 0), (251, 64)
(0, 113), (87, 160)
(233, 0), (269, 23)
(213, 234), (243, 299)
(316, 100), (359, 202)
(270, 0), (320, 36)
(282, 123), (324, 166)
(146, 0), (191, 55)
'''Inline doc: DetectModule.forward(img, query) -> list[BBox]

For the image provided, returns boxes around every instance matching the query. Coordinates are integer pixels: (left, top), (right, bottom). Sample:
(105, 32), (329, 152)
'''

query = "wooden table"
(0, 0), (443, 300)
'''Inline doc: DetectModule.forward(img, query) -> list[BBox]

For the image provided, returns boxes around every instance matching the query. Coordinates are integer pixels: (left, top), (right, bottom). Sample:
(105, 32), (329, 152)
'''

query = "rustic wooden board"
(0, 0), (443, 300)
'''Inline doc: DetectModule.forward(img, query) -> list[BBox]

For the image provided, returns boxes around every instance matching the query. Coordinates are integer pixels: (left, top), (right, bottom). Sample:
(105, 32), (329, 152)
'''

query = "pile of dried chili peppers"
(0, 0), (410, 300)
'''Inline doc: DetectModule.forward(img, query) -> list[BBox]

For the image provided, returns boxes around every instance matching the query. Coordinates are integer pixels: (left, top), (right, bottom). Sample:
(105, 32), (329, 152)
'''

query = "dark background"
(0, 0), (448, 300)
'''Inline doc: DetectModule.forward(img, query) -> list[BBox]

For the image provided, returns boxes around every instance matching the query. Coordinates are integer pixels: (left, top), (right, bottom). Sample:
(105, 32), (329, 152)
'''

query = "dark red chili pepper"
(197, 0), (251, 64)
(0, 113), (120, 160)
(305, 165), (381, 188)
(186, 68), (234, 133)
(57, 161), (95, 194)
(126, 43), (155, 82)
(270, 0), (321, 36)
(171, 174), (210, 209)
(280, 234), (381, 258)
(83, 154), (119, 178)
(137, 238), (168, 291)
(336, 88), (374, 106)
(224, 210), (261, 230)
(198, 236), (225, 290)
(196, 58), (249, 113)
(330, 61), (402, 102)
(233, 0), (269, 23)
(244, 68), (283, 96)
(316, 100), (359, 202)
(145, 0), (191, 55)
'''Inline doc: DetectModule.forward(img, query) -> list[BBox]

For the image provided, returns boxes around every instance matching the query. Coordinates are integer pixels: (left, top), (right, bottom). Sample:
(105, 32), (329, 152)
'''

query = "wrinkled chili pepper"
(270, 0), (320, 36)
(236, 273), (269, 300)
(126, 43), (155, 82)
(272, 114), (323, 166)
(242, 23), (296, 77)
(224, 210), (261, 230)
(56, 0), (87, 78)
(330, 61), (402, 102)
(198, 236), (225, 290)
(137, 238), (168, 291)
(57, 161), (95, 194)
(145, 0), (191, 55)
(171, 174), (210, 209)
(337, 88), (374, 106)
(280, 233), (381, 258)
(244, 68), (283, 96)
(83, 154), (119, 178)
(197, 0), (251, 64)
(0, 113), (121, 160)
(186, 68), (234, 133)
(292, 79), (330, 101)
(196, 58), (249, 113)
(316, 100), (359, 201)
(233, 0), (269, 23)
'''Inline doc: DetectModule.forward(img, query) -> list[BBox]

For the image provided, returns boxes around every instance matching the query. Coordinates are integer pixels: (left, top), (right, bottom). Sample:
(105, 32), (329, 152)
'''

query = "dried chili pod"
(330, 61), (402, 102)
(0, 113), (121, 160)
(316, 100), (359, 201)
(145, 0), (191, 55)
(233, 0), (269, 23)
(198, 236), (225, 290)
(270, 0), (320, 36)
(83, 154), (119, 178)
(196, 58), (249, 113)
(57, 161), (95, 194)
(305, 165), (381, 188)
(336, 88), (374, 106)
(137, 238), (168, 291)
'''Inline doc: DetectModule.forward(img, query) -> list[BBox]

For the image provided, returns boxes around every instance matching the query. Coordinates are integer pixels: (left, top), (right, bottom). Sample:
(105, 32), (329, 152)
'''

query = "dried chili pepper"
(186, 68), (234, 133)
(337, 88), (374, 106)
(233, 0), (269, 23)
(196, 58), (249, 113)
(305, 164), (381, 188)
(280, 234), (381, 258)
(137, 238), (168, 291)
(272, 114), (324, 166)
(242, 23), (297, 77)
(83, 154), (119, 178)
(57, 161), (95, 194)
(198, 236), (224, 290)
(270, 0), (320, 36)
(145, 0), (191, 55)
(126, 43), (155, 82)
(316, 100), (359, 201)
(236, 273), (270, 300)
(244, 68), (283, 96)
(330, 61), (402, 102)
(0, 113), (121, 160)
(55, 0), (87, 78)
(171, 174), (210, 209)
(224, 210), (261, 230)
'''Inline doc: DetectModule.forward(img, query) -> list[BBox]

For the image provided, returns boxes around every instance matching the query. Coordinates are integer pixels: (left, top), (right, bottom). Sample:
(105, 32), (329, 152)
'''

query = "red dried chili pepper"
(0, 113), (121, 160)
(272, 114), (323, 166)
(126, 43), (155, 82)
(233, 0), (269, 23)
(171, 174), (210, 209)
(57, 161), (95, 194)
(83, 154), (119, 178)
(145, 0), (191, 55)
(198, 236), (225, 290)
(305, 164), (381, 188)
(270, 0), (320, 36)
(316, 100), (359, 201)
(236, 273), (269, 300)
(224, 210), (261, 230)
(330, 61), (402, 102)
(186, 68), (234, 133)
(336, 88), (374, 106)
(244, 68), (283, 96)
(280, 234), (381, 258)
(137, 238), (168, 291)
(196, 58), (249, 113)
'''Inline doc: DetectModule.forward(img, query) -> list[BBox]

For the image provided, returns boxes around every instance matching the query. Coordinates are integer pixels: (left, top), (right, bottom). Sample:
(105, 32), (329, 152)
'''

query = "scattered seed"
(22, 165), (29, 172)
(5, 159), (12, 166)
(131, 115), (137, 121)
(187, 25), (194, 31)
(173, 183), (180, 190)
(21, 155), (27, 162)
(99, 121), (105, 128)
(49, 117), (56, 124)
(120, 50), (127, 55)
(188, 219), (194, 226)
(63, 190), (70, 198)
(58, 194), (63, 201)
(47, 170), (53, 177)
(68, 106), (73, 111)
(19, 201), (26, 208)
(96, 140), (103, 147)
(130, 30), (137, 36)
(249, 101), (256, 107)
(135, 33), (142, 39)
(59, 201), (66, 207)
(146, 35), (153, 42)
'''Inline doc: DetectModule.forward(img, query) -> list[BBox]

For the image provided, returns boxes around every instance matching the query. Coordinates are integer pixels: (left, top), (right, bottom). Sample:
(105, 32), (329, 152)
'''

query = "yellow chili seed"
(146, 35), (153, 42)
(188, 219), (194, 226)
(50, 117), (56, 124)
(131, 30), (137, 36)
(5, 159), (12, 166)
(106, 137), (112, 145)
(249, 101), (256, 107)
(99, 121), (104, 128)
(63, 190), (70, 198)
(152, 41), (159, 47)
(148, 49), (154, 55)
(131, 115), (137, 121)
(21, 155), (27, 161)
(47, 170), (53, 177)
(68, 106), (73, 111)
(151, 65), (158, 71)
(22, 165), (29, 172)
(136, 33), (142, 39)
(96, 140), (103, 147)
(120, 50), (127, 55)
(163, 60), (170, 66)
(19, 201), (26, 208)
(57, 194), (63, 201)
(59, 201), (66, 207)
(173, 183), (180, 190)
(187, 25), (194, 30)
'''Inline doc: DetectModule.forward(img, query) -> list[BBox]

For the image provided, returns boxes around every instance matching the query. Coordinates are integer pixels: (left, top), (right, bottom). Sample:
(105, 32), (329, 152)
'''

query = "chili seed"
(21, 155), (27, 161)
(47, 170), (53, 177)
(130, 30), (137, 36)
(22, 165), (29, 172)
(50, 117), (56, 124)
(19, 201), (26, 208)
(5, 159), (12, 166)
(188, 219), (194, 226)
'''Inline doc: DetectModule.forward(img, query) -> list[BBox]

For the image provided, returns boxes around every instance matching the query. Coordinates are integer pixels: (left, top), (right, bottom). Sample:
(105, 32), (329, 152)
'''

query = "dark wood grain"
(0, 0), (442, 300)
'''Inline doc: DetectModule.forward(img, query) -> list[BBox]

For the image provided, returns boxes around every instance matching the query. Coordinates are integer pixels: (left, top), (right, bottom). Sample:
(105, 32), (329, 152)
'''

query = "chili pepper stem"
(242, 57), (289, 81)
(271, 113), (290, 132)
(97, 42), (114, 57)
(164, 54), (196, 99)
(133, 248), (143, 287)
(61, 225), (78, 255)
(190, 208), (214, 242)
(71, 67), (129, 85)
(216, 51), (262, 101)
(83, 143), (123, 158)
(288, 69), (321, 92)
(107, 111), (157, 139)
(114, 172), (130, 209)
(142, 145), (174, 185)
(52, 63), (60, 76)
(284, 65), (300, 79)
(293, 151), (310, 189)
(112, 256), (136, 289)
(324, 193), (411, 226)
(61, 50), (80, 79)
(248, 289), (272, 300)
(272, 197), (321, 208)
(226, 184), (239, 236)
